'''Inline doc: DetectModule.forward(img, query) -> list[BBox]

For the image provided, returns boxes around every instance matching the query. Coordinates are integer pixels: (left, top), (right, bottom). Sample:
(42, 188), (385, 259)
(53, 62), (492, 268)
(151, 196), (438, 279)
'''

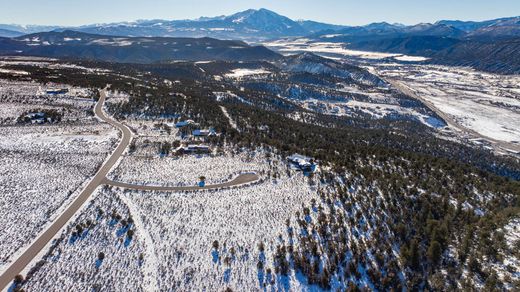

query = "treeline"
(266, 155), (519, 289)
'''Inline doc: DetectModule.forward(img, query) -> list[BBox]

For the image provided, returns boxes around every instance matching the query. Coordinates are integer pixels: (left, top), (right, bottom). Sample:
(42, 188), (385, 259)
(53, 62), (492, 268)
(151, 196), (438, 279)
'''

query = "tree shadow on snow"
(211, 250), (220, 264)
(223, 268), (231, 283)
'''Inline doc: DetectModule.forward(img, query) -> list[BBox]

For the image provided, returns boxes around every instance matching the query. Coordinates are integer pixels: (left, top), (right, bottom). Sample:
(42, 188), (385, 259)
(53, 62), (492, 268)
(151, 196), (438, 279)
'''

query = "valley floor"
(373, 64), (520, 155)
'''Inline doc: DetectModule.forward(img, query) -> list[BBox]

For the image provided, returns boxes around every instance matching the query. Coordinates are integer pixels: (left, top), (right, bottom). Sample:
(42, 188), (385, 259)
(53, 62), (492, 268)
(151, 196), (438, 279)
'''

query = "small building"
(26, 112), (45, 119)
(187, 144), (210, 153)
(192, 129), (216, 137)
(46, 88), (69, 95)
(175, 119), (196, 128)
(177, 144), (211, 154)
(288, 154), (317, 172)
(32, 118), (46, 124)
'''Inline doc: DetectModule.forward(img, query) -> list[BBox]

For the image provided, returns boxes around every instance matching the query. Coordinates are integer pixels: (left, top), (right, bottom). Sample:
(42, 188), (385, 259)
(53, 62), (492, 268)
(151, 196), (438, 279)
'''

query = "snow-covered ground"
(376, 64), (520, 143)
(105, 89), (130, 107)
(21, 188), (148, 291)
(220, 106), (239, 131)
(0, 123), (117, 271)
(485, 217), (520, 289)
(0, 78), (118, 271)
(0, 79), (97, 124)
(264, 39), (425, 61)
(21, 150), (320, 291)
(110, 150), (267, 187)
(225, 68), (271, 78)
(116, 154), (319, 290)
(393, 55), (429, 62)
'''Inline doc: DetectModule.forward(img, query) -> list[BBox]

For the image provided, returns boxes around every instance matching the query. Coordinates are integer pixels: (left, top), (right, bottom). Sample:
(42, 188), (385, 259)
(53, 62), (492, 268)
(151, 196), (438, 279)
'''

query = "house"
(288, 154), (317, 172)
(192, 129), (215, 137)
(46, 88), (69, 95)
(175, 119), (196, 128)
(178, 144), (210, 154)
(187, 144), (210, 153)
(31, 118), (46, 124)
(26, 112), (45, 119)
(24, 112), (47, 124)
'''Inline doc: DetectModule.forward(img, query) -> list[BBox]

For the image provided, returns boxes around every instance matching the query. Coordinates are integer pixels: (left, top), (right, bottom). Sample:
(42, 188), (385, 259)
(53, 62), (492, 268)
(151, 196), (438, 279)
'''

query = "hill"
(0, 30), (281, 63)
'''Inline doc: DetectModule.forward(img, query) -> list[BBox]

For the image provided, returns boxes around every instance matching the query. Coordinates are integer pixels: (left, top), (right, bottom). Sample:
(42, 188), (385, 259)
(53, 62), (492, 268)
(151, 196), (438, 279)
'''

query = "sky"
(1, 0), (520, 26)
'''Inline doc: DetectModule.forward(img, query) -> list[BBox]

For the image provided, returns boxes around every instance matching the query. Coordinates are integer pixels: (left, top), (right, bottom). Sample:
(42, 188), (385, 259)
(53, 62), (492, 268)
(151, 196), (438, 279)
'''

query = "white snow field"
(118, 156), (319, 291)
(110, 150), (268, 187)
(19, 151), (320, 291)
(21, 188), (148, 291)
(0, 123), (117, 271)
(376, 64), (520, 144)
(393, 55), (429, 62)
(264, 39), (426, 61)
(0, 78), (118, 271)
(225, 68), (271, 78)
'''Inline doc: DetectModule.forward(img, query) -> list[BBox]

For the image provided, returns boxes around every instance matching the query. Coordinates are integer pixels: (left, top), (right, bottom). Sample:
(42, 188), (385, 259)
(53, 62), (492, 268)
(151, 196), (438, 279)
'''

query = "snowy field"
(264, 39), (426, 61)
(110, 150), (267, 187)
(225, 68), (271, 79)
(21, 188), (149, 291)
(0, 78), (118, 271)
(0, 79), (97, 124)
(116, 154), (319, 290)
(376, 64), (520, 143)
(0, 123), (117, 271)
(21, 152), (320, 291)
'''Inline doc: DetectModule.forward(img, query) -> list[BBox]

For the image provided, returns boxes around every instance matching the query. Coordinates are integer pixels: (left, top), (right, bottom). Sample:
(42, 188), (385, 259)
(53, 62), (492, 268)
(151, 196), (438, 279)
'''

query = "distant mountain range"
(313, 17), (520, 42)
(1, 9), (520, 73)
(0, 24), (62, 37)
(0, 9), (345, 41)
(308, 16), (520, 73)
(1, 9), (519, 41)
(0, 30), (281, 63)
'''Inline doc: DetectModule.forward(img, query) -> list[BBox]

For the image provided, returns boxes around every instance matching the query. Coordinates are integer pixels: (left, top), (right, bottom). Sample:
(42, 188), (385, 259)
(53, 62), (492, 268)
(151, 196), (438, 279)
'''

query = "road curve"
(0, 89), (133, 290)
(0, 89), (261, 290)
(104, 172), (259, 191)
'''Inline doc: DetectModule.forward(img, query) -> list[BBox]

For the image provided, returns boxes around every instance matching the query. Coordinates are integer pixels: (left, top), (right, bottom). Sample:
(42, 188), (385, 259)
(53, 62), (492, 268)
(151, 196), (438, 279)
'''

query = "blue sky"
(2, 0), (520, 26)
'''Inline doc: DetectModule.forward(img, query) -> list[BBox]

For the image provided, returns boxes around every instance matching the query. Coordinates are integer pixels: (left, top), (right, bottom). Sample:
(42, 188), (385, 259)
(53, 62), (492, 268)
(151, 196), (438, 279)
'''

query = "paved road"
(105, 172), (259, 191)
(0, 90), (260, 290)
(0, 90), (133, 290)
(387, 78), (520, 155)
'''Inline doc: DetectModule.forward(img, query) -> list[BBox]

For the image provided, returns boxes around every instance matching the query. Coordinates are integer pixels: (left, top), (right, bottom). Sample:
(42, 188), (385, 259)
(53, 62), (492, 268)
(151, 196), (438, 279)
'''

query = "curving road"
(104, 172), (259, 192)
(0, 89), (259, 290)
